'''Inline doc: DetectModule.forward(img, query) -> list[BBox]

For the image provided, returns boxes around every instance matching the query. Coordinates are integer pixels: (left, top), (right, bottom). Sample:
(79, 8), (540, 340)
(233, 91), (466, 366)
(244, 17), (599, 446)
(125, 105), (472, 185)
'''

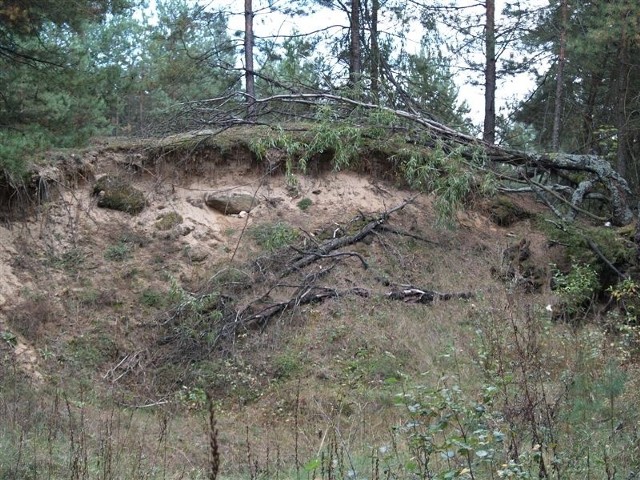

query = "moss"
(93, 175), (146, 214)
(540, 219), (634, 268)
(488, 195), (532, 226)
(154, 211), (183, 230)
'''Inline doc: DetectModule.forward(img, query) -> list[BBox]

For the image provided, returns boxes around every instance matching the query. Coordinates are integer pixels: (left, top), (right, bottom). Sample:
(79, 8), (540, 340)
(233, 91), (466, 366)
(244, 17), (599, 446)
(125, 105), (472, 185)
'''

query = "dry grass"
(1, 138), (640, 478)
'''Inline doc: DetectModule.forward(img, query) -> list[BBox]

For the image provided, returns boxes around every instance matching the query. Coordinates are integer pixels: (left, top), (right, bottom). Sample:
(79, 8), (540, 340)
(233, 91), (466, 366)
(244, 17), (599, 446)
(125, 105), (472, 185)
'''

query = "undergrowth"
(3, 288), (639, 479)
(248, 109), (496, 224)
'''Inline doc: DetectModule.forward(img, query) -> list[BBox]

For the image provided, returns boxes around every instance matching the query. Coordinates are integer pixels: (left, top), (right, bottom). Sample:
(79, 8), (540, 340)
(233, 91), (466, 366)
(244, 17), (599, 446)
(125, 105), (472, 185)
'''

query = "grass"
(2, 286), (640, 479)
(249, 221), (299, 252)
(104, 241), (132, 261)
(2, 131), (640, 478)
(296, 197), (313, 211)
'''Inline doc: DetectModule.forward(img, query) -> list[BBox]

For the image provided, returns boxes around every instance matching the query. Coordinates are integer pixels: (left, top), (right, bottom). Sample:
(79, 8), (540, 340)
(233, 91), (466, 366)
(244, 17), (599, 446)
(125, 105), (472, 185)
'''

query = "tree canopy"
(0, 0), (638, 223)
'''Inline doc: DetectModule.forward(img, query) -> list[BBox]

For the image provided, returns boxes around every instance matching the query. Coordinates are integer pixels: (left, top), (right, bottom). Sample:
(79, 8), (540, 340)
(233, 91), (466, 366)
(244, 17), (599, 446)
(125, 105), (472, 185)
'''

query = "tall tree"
(349, 0), (362, 88)
(0, 0), (135, 176)
(515, 0), (640, 187)
(244, 0), (256, 120)
(614, 0), (632, 179)
(551, 0), (568, 151)
(432, 0), (536, 140)
(369, 0), (380, 101)
(0, 0), (133, 64)
(483, 0), (496, 144)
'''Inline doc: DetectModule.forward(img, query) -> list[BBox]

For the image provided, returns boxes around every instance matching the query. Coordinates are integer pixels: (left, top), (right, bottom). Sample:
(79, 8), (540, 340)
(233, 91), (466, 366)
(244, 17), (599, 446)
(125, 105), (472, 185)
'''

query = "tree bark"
(582, 70), (602, 154)
(349, 0), (362, 89)
(370, 0), (380, 102)
(244, 0), (256, 121)
(615, 12), (630, 179)
(483, 0), (496, 144)
(551, 0), (568, 152)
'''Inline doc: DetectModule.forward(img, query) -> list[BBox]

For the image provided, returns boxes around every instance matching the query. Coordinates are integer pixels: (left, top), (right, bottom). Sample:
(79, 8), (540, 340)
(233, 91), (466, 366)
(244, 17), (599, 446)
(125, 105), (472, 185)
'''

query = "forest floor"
(1, 129), (638, 479)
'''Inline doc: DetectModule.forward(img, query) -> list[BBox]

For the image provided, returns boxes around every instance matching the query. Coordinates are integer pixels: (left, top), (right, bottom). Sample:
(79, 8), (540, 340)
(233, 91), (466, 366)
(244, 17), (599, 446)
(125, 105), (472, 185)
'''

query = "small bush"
(140, 288), (165, 308)
(250, 222), (299, 251)
(553, 262), (599, 319)
(274, 352), (302, 380)
(45, 248), (85, 272)
(296, 197), (313, 211)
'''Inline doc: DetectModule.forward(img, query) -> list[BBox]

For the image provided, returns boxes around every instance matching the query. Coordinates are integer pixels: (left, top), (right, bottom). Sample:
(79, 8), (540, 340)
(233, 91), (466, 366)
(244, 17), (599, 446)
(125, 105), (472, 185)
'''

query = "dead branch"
(387, 286), (474, 304)
(376, 224), (439, 245)
(281, 197), (415, 276)
(289, 246), (369, 269)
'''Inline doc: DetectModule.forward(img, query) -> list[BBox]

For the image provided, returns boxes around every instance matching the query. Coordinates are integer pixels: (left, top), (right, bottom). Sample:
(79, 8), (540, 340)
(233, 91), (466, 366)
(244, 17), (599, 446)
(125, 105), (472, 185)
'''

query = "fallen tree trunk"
(387, 286), (474, 303)
(179, 92), (634, 226)
(488, 148), (633, 226)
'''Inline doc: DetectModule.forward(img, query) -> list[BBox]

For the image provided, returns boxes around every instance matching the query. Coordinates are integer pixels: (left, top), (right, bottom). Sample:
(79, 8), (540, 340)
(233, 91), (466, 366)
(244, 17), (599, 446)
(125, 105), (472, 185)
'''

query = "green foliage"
(301, 106), (364, 171)
(401, 141), (494, 225)
(401, 50), (473, 130)
(250, 221), (299, 252)
(0, 331), (17, 347)
(140, 288), (166, 308)
(104, 241), (132, 261)
(609, 278), (640, 322)
(0, 131), (45, 181)
(553, 263), (599, 318)
(296, 197), (313, 211)
(553, 263), (599, 304)
(514, 0), (640, 175)
(45, 247), (85, 272)
(257, 32), (326, 94)
(273, 352), (302, 380)
(538, 220), (634, 272)
(66, 332), (118, 369)
(249, 106), (379, 174)
(393, 380), (536, 479)
(175, 385), (208, 410)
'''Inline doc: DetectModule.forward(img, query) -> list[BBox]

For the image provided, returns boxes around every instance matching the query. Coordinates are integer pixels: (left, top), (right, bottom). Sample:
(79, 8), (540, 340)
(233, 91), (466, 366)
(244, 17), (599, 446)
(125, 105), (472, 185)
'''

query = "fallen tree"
(171, 92), (635, 226)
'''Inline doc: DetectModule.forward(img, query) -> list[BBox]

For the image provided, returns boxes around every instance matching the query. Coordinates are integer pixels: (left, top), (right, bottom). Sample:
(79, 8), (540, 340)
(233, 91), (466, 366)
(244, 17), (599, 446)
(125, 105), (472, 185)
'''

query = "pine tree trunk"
(244, 0), (256, 121)
(551, 0), (568, 152)
(616, 22), (629, 179)
(370, 0), (380, 102)
(349, 0), (362, 89)
(483, 0), (496, 144)
(582, 70), (602, 154)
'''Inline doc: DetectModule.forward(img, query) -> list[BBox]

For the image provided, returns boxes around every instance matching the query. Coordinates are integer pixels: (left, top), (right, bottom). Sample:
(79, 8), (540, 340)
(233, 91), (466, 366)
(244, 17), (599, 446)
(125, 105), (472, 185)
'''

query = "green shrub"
(250, 222), (299, 251)
(553, 262), (599, 318)
(140, 288), (165, 308)
(392, 380), (537, 479)
(104, 241), (131, 261)
(296, 197), (313, 211)
(400, 142), (494, 226)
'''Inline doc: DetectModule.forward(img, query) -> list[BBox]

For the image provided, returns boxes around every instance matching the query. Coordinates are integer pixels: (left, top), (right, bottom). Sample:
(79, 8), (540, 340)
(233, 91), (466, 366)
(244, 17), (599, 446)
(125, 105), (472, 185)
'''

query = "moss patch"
(155, 211), (183, 230)
(488, 195), (532, 226)
(93, 175), (146, 214)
